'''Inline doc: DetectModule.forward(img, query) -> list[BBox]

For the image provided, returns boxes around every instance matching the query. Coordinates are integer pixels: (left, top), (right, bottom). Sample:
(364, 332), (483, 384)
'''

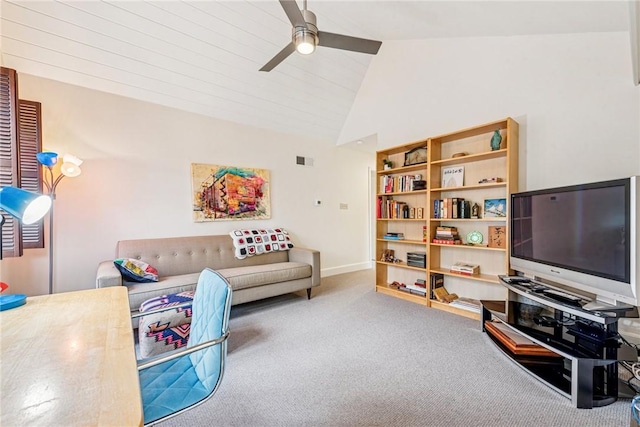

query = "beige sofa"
(96, 234), (321, 312)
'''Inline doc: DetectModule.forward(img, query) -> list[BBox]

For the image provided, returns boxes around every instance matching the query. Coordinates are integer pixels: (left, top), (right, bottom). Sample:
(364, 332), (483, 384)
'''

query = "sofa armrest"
(288, 247), (321, 286)
(96, 260), (123, 288)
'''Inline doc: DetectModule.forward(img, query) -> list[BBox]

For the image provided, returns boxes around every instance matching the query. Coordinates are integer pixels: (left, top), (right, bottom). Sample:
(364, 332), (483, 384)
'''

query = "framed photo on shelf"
(404, 146), (427, 166)
(441, 166), (464, 188)
(416, 207), (424, 219)
(488, 226), (506, 248)
(483, 198), (507, 218)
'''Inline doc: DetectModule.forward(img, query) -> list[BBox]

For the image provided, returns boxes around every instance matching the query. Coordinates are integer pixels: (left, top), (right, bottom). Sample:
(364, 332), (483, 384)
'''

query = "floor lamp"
(0, 186), (52, 309)
(36, 152), (83, 295)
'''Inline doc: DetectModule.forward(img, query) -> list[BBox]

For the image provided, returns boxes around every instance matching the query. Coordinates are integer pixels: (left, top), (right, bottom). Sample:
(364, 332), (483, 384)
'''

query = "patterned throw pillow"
(114, 258), (159, 283)
(138, 291), (194, 358)
(229, 228), (294, 259)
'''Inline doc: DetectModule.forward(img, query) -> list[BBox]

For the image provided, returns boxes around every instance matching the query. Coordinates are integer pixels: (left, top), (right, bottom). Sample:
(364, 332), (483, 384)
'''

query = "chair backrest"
(188, 268), (233, 392)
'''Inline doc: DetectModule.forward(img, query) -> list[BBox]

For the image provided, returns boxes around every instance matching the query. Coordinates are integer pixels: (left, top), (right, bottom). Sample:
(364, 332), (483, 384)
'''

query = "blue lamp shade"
(0, 186), (51, 225)
(36, 151), (59, 167)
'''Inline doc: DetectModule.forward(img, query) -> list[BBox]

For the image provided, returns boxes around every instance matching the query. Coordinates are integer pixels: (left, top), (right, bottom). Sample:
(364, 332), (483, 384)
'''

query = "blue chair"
(137, 268), (232, 426)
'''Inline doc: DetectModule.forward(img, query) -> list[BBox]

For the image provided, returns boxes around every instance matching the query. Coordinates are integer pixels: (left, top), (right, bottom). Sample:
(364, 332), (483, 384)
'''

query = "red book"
(432, 239), (462, 245)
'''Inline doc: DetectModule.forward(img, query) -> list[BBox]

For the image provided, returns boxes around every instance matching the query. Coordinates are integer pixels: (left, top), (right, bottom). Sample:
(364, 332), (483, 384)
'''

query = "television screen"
(511, 180), (630, 284)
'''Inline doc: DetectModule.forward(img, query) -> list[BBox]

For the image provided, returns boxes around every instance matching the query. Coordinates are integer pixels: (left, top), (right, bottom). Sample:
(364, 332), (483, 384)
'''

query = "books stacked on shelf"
(433, 198), (471, 219)
(377, 197), (410, 219)
(432, 226), (462, 245)
(411, 180), (426, 191)
(450, 262), (480, 276)
(448, 297), (482, 314)
(383, 232), (405, 240)
(380, 174), (424, 193)
(398, 279), (427, 296)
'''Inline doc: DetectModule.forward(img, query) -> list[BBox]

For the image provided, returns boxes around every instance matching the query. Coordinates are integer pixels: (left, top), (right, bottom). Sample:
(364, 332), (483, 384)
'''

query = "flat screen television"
(510, 176), (639, 309)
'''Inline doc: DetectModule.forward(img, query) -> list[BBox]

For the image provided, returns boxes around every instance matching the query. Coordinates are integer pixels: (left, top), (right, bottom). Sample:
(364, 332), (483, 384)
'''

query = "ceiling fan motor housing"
(292, 9), (318, 54)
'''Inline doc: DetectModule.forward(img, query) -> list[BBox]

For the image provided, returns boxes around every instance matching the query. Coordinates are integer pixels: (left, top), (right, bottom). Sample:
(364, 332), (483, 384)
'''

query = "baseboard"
(321, 262), (372, 277)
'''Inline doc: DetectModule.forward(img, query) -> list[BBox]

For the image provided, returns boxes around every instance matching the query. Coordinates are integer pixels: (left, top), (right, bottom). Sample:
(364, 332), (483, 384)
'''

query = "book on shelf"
(411, 180), (426, 191)
(433, 226), (461, 244)
(398, 284), (427, 296)
(404, 283), (427, 293)
(435, 230), (458, 237)
(450, 262), (480, 275)
(377, 197), (413, 219)
(459, 200), (470, 219)
(430, 273), (444, 299)
(433, 198), (470, 219)
(435, 228), (457, 234)
(381, 174), (425, 193)
(432, 239), (462, 245)
(448, 297), (481, 313)
(432, 285), (458, 303)
(383, 232), (405, 240)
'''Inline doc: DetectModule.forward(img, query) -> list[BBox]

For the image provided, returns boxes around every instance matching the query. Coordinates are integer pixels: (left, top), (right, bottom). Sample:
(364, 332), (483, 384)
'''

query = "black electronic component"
(504, 276), (530, 284)
(566, 321), (612, 344)
(542, 289), (583, 306)
(534, 315), (558, 327)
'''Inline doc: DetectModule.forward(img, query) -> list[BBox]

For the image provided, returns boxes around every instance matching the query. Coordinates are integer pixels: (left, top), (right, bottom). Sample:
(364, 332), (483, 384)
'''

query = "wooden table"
(1, 287), (143, 426)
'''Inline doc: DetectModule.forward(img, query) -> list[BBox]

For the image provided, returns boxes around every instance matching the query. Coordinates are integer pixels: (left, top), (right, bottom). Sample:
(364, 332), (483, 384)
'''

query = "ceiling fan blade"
(318, 31), (382, 55)
(259, 42), (296, 72)
(279, 0), (307, 29)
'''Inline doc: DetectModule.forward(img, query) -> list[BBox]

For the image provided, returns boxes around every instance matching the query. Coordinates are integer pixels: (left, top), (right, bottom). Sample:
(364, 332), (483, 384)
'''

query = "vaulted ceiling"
(0, 1), (631, 144)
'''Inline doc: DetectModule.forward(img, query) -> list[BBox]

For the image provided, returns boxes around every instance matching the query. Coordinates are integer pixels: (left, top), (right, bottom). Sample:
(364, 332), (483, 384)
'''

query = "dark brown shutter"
(18, 100), (44, 248)
(0, 67), (22, 258)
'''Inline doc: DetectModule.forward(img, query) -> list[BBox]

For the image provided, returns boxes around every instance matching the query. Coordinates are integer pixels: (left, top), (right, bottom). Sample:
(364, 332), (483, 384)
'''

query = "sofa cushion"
(114, 258), (159, 283)
(217, 262), (311, 291)
(127, 273), (200, 311)
(126, 262), (311, 309)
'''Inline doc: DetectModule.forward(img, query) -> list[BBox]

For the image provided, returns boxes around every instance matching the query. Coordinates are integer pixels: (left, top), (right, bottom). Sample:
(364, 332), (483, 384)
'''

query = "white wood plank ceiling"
(0, 1), (630, 144)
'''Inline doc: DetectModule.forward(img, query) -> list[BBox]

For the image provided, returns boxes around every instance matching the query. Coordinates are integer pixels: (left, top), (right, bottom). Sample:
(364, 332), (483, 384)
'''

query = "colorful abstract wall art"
(191, 163), (271, 221)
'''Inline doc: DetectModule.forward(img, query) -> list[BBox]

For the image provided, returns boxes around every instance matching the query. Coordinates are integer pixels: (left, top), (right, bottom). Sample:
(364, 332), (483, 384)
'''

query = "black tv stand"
(481, 275), (639, 409)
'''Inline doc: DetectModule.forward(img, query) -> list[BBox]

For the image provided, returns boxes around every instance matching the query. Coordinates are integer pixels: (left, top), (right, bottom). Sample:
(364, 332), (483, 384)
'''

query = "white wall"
(338, 31), (640, 331)
(4, 31), (640, 298)
(339, 32), (640, 190)
(1, 74), (374, 296)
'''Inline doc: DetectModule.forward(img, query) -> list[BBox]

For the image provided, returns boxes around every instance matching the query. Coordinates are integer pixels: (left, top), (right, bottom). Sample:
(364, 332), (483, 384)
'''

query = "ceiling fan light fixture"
(259, 1), (381, 72)
(294, 28), (317, 55)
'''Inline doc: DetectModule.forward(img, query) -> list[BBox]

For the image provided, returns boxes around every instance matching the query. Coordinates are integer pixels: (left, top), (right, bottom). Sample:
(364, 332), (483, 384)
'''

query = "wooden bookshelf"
(374, 118), (519, 320)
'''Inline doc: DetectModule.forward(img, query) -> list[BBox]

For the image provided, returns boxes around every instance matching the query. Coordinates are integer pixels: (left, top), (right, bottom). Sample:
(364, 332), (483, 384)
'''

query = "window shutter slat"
(0, 67), (22, 258)
(18, 100), (44, 249)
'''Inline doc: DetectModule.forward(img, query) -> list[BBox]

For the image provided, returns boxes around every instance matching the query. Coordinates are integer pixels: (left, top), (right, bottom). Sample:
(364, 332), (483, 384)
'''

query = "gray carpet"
(161, 269), (631, 427)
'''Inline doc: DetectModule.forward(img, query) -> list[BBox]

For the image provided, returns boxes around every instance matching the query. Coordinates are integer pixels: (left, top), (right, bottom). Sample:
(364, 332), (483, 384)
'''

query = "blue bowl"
(0, 294), (27, 311)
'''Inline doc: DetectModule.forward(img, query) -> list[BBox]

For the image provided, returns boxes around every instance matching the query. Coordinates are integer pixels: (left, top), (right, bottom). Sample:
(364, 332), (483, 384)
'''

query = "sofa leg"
(306, 288), (312, 300)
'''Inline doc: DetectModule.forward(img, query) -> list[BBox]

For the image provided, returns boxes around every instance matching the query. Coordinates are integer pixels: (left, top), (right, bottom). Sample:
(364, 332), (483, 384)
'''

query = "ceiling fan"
(260, 0), (382, 72)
